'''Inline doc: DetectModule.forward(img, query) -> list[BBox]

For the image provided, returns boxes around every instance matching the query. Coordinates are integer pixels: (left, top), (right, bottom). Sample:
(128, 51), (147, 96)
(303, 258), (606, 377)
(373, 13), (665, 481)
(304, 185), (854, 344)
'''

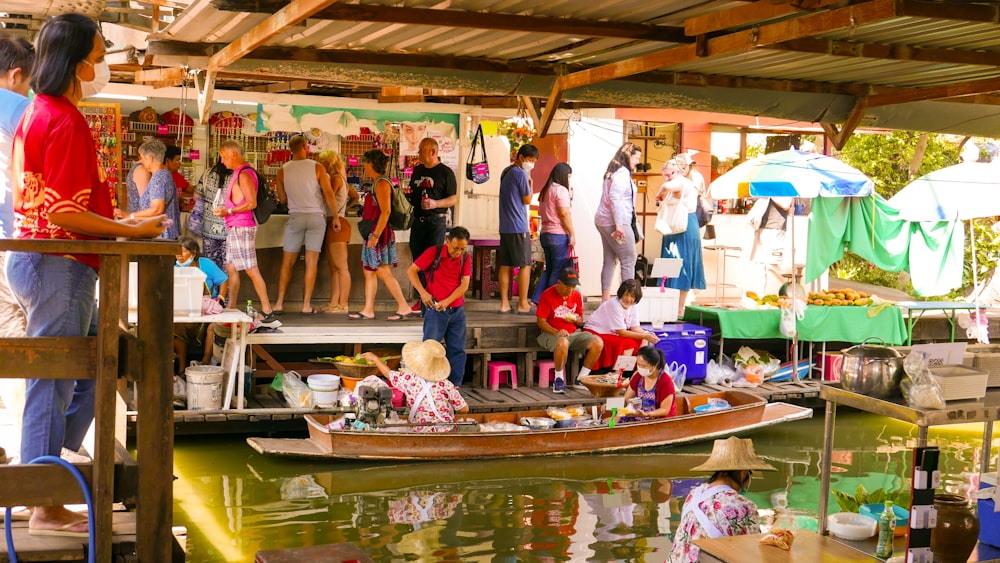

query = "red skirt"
(585, 329), (642, 370)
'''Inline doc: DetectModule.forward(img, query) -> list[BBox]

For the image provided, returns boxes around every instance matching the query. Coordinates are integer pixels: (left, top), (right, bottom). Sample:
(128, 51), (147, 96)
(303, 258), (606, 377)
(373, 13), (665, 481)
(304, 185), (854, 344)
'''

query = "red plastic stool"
(488, 361), (517, 390)
(535, 359), (556, 388)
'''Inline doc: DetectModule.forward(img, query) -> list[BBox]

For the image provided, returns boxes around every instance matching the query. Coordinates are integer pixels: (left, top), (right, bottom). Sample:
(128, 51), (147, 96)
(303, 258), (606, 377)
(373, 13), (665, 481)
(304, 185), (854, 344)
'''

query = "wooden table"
(694, 530), (880, 562)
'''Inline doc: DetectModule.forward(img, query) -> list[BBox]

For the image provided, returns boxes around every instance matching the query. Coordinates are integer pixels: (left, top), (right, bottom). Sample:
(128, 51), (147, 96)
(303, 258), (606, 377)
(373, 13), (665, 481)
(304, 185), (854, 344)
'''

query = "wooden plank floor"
(0, 511), (153, 563)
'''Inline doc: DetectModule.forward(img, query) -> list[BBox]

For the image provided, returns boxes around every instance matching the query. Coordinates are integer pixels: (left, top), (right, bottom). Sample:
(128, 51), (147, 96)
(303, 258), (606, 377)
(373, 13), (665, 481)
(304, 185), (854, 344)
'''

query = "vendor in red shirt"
(407, 226), (472, 387)
(535, 267), (603, 393)
(617, 346), (677, 422)
(164, 145), (190, 196)
(8, 12), (166, 537)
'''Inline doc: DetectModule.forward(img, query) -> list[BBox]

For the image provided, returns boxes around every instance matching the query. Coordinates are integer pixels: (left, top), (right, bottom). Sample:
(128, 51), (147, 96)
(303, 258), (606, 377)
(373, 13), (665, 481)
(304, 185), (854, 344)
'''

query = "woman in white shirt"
(657, 159), (706, 318)
(583, 279), (659, 371)
(594, 142), (642, 302)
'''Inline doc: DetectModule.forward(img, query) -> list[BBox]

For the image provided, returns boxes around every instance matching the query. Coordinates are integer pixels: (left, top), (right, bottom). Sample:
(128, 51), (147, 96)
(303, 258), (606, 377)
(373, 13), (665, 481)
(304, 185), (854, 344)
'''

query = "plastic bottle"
(875, 500), (895, 558)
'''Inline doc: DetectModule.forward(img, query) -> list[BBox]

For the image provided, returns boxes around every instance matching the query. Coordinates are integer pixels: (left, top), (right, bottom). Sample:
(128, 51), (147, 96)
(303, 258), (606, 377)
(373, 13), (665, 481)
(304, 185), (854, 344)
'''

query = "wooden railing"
(0, 239), (178, 562)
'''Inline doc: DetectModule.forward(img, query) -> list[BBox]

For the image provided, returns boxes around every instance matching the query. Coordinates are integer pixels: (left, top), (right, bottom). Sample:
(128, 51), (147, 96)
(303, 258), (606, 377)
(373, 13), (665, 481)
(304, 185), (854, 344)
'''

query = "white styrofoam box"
(929, 365), (989, 402)
(174, 267), (207, 316)
(634, 287), (680, 323)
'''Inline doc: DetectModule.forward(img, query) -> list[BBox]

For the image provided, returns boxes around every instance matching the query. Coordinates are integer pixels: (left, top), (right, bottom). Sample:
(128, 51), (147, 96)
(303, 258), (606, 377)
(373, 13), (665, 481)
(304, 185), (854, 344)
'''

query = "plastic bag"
(666, 361), (687, 391)
(706, 359), (736, 386)
(902, 352), (946, 409)
(281, 370), (314, 408)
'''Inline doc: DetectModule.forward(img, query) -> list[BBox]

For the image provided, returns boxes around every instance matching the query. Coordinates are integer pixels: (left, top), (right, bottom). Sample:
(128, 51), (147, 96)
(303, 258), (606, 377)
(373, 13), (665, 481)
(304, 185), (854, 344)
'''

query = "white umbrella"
(889, 161), (1000, 343)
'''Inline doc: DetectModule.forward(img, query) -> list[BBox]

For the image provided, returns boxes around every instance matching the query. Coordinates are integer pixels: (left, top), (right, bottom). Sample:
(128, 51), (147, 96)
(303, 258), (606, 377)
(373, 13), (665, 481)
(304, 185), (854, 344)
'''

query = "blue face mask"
(177, 257), (194, 268)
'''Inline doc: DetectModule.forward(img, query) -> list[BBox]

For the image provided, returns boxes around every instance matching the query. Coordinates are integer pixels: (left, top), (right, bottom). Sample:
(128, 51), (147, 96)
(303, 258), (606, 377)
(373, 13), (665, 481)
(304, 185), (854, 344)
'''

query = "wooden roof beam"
(207, 0), (343, 71)
(773, 38), (1000, 67)
(209, 0), (690, 43)
(898, 0), (1000, 23)
(134, 66), (186, 84)
(867, 75), (1000, 107)
(821, 97), (868, 150)
(685, 0), (847, 36)
(242, 80), (310, 93)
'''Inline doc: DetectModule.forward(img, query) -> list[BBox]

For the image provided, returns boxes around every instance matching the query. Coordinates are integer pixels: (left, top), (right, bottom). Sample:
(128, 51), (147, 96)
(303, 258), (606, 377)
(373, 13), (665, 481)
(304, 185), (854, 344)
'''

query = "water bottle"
(875, 501), (895, 558)
(245, 300), (256, 321)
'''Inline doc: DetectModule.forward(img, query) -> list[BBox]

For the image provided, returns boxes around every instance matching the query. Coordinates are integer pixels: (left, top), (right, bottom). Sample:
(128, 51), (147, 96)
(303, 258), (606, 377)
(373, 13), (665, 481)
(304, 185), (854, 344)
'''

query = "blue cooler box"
(647, 323), (712, 384)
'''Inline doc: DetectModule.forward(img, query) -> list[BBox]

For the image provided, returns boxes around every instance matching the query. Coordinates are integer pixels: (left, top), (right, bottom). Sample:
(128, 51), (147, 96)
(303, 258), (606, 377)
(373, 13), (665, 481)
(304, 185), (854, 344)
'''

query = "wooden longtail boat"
(247, 391), (812, 461)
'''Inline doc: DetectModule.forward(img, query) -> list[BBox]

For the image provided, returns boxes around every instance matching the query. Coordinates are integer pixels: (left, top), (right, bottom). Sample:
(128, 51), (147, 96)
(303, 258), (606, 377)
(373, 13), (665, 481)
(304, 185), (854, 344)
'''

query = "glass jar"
(930, 493), (979, 563)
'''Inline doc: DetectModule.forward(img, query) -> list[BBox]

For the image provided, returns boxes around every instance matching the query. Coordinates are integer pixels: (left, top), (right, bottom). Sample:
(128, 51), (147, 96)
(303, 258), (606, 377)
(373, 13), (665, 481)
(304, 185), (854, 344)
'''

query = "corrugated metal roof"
(10, 0), (1000, 136)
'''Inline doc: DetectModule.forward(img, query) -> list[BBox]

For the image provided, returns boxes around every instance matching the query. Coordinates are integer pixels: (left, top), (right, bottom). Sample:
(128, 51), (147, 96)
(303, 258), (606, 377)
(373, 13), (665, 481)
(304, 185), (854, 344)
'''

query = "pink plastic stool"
(535, 359), (556, 388)
(488, 361), (517, 390)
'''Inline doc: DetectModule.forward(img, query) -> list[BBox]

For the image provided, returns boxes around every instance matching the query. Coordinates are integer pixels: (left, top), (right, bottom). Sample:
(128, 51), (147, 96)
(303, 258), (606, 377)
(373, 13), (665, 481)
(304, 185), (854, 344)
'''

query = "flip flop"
(318, 304), (347, 314)
(0, 507), (31, 522)
(272, 310), (285, 316)
(348, 312), (375, 320)
(497, 309), (513, 315)
(300, 309), (318, 315)
(386, 312), (416, 321)
(515, 308), (537, 316)
(29, 519), (90, 538)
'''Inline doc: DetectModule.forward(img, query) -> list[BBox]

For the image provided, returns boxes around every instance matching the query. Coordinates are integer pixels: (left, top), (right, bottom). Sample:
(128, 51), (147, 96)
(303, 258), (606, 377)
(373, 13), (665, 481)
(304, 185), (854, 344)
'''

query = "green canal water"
(172, 411), (996, 562)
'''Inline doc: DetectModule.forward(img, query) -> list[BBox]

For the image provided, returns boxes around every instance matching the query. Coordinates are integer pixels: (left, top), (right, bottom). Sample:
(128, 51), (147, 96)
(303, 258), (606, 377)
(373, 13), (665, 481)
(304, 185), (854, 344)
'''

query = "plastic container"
(827, 512), (878, 541)
(979, 482), (1000, 548)
(649, 324), (712, 384)
(520, 417), (557, 430)
(634, 287), (680, 324)
(860, 502), (910, 535)
(174, 267), (208, 316)
(186, 365), (224, 410)
(307, 374), (341, 407)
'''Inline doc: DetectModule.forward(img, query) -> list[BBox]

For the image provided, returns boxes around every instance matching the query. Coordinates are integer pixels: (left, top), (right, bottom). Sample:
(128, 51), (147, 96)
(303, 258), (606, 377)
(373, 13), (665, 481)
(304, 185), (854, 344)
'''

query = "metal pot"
(840, 337), (904, 398)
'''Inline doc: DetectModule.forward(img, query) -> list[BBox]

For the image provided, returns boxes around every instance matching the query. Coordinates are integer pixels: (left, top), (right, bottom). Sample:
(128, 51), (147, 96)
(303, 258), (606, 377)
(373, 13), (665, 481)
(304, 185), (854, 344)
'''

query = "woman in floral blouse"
(362, 339), (467, 432)
(669, 437), (776, 562)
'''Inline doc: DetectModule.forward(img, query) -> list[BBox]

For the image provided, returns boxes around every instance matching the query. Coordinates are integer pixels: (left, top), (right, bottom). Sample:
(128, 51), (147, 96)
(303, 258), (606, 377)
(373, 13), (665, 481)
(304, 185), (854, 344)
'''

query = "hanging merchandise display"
(79, 102), (123, 208)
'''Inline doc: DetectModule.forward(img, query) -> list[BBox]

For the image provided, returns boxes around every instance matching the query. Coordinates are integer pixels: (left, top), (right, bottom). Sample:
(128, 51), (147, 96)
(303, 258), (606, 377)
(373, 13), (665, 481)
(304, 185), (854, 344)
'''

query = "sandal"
(386, 312), (417, 321)
(348, 312), (375, 320)
(319, 304), (347, 314)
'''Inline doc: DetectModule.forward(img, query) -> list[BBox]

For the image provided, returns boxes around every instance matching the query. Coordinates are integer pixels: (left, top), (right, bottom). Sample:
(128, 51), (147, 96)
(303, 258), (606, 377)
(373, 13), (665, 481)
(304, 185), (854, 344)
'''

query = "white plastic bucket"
(186, 365), (224, 410)
(174, 267), (207, 316)
(308, 374), (341, 407)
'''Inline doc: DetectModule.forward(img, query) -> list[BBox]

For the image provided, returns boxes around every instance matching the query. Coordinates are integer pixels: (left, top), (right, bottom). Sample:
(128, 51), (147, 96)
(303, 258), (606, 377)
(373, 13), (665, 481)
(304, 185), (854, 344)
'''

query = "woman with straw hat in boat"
(362, 340), (468, 433)
(668, 437), (777, 562)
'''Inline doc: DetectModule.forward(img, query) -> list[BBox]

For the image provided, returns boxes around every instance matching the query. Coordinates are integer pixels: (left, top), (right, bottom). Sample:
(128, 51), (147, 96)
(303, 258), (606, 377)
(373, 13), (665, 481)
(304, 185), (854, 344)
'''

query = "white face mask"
(176, 257), (194, 268)
(79, 60), (110, 98)
(636, 367), (653, 377)
(521, 161), (535, 172)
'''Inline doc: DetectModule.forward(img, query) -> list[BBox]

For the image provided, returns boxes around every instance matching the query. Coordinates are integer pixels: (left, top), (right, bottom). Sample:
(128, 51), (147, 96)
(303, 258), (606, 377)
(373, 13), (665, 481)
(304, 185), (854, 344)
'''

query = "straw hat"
(401, 340), (451, 382)
(690, 437), (777, 472)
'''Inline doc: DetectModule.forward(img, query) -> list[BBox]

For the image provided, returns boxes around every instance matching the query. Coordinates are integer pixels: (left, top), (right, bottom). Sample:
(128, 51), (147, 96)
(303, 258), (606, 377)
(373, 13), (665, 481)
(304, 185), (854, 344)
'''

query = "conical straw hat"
(691, 437), (777, 472)
(401, 339), (451, 382)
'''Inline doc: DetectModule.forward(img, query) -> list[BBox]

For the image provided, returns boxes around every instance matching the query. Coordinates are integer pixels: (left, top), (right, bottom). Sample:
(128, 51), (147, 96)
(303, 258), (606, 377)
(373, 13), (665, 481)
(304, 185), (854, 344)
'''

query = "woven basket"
(578, 375), (627, 398)
(334, 361), (381, 380)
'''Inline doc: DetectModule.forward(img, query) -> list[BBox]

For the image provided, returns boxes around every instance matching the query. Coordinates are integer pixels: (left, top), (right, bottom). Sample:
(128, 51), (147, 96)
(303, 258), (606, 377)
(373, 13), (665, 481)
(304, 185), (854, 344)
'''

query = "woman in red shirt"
(8, 13), (166, 537)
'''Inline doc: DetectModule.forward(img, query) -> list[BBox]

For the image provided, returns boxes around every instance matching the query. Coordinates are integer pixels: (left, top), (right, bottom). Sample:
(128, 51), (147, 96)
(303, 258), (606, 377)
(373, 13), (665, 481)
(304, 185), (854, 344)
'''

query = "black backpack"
(236, 164), (277, 225)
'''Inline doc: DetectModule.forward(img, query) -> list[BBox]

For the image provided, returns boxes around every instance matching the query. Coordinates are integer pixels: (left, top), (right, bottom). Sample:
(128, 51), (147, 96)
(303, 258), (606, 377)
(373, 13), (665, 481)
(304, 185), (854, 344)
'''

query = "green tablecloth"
(683, 304), (907, 345)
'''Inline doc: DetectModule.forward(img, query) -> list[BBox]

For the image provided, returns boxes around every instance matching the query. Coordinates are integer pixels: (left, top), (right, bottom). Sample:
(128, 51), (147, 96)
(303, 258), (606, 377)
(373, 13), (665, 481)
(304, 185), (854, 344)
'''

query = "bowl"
(554, 416), (592, 428)
(519, 417), (557, 430)
(859, 503), (909, 536)
(827, 512), (878, 541)
(577, 375), (626, 398)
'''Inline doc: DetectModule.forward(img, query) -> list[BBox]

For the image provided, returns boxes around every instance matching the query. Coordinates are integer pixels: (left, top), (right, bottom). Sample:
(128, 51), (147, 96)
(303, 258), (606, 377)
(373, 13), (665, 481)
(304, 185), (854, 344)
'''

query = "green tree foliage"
(840, 131), (959, 199)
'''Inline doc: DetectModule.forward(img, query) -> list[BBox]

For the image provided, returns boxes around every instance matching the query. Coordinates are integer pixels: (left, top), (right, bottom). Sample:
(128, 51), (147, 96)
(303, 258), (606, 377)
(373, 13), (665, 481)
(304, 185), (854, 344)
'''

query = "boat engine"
(353, 384), (397, 426)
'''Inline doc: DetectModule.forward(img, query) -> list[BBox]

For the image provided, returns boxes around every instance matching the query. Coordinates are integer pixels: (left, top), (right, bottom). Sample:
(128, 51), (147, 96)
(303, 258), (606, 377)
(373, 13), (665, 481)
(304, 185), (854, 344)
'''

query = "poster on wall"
(257, 104), (461, 172)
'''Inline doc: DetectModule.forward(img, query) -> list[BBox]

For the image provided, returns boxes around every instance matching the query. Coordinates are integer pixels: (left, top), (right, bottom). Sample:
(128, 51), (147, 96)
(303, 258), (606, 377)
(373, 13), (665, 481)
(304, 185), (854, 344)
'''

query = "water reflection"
(172, 411), (995, 562)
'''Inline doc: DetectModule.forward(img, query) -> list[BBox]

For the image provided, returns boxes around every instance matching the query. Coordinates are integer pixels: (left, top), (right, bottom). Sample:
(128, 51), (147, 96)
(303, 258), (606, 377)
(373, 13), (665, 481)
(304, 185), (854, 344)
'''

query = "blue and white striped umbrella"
(710, 149), (873, 199)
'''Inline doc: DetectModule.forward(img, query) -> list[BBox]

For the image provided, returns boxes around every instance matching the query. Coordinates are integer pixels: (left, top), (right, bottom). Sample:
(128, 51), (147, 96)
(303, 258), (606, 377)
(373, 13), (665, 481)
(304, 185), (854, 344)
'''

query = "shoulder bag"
(655, 194), (688, 235)
(465, 124), (490, 184)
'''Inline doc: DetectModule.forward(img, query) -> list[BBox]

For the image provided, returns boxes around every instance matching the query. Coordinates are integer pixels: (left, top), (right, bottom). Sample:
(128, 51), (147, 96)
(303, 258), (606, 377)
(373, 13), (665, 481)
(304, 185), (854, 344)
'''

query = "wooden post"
(136, 254), (175, 562)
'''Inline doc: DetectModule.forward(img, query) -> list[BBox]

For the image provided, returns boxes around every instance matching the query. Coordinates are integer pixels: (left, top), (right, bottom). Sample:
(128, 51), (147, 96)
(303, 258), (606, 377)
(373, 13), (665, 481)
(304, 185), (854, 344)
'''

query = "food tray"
(577, 375), (626, 398)
(929, 364), (989, 401)
(967, 344), (1000, 387)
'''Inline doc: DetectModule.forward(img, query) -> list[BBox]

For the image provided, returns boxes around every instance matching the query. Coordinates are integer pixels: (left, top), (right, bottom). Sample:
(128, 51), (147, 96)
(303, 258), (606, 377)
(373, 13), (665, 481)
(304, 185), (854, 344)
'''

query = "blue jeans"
(423, 306), (467, 387)
(532, 233), (571, 303)
(6, 252), (98, 463)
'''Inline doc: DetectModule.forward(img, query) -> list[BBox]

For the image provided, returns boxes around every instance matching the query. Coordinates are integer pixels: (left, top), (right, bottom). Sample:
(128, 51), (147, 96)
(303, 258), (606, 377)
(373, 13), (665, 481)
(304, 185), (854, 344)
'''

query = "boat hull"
(249, 391), (811, 461)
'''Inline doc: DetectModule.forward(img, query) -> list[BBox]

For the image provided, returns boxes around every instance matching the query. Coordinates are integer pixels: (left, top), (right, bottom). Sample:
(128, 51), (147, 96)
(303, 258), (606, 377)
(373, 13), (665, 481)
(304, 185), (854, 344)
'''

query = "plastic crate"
(979, 482), (1000, 548)
(929, 365), (989, 401)
(648, 323), (712, 384)
(967, 344), (1000, 387)
(634, 287), (679, 323)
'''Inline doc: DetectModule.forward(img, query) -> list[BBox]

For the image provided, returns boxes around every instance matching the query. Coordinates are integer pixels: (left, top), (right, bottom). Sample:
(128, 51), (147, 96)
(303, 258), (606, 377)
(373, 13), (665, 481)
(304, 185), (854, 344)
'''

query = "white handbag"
(655, 196), (688, 235)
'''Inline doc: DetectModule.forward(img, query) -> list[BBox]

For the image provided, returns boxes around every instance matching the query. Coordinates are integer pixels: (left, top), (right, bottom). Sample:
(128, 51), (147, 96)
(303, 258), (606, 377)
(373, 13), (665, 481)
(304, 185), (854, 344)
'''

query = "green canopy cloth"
(805, 196), (964, 296)
(684, 304), (907, 345)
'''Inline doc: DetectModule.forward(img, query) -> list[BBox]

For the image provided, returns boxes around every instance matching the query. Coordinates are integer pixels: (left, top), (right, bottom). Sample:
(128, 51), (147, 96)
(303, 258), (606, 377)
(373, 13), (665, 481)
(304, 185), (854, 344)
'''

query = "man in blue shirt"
(0, 34), (34, 460)
(497, 144), (539, 314)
